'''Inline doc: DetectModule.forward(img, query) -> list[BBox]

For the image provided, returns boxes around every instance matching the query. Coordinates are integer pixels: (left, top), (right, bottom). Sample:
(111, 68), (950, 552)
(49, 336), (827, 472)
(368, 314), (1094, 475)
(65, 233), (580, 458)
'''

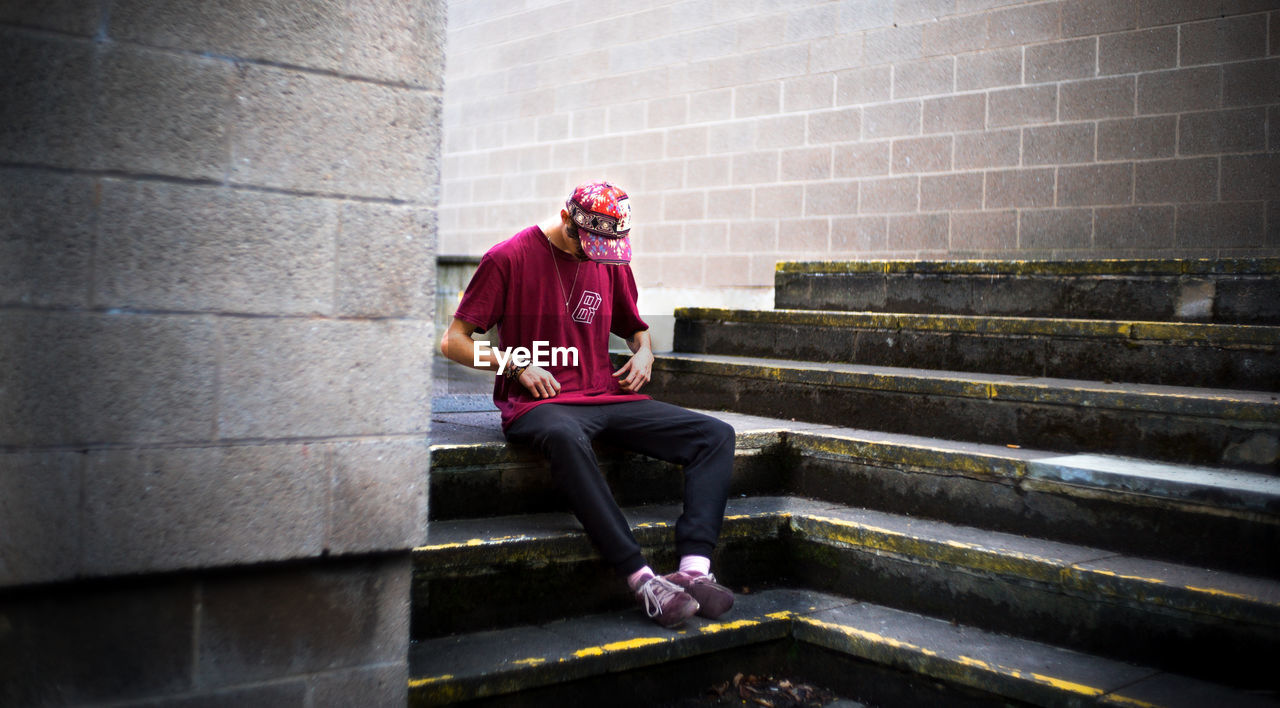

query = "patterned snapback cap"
(566, 181), (632, 265)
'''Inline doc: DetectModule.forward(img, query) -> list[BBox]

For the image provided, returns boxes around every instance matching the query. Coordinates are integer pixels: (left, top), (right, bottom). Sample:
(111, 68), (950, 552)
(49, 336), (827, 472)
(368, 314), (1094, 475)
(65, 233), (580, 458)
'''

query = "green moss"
(775, 258), (1280, 276)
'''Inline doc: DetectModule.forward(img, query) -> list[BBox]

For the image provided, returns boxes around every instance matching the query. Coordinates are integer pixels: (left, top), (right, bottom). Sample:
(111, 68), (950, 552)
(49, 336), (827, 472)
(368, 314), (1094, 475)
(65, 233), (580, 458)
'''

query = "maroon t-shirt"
(454, 225), (651, 429)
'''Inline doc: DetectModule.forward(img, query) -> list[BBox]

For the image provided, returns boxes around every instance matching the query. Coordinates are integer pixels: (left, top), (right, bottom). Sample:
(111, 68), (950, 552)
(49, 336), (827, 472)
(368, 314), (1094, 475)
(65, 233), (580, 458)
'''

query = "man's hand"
(613, 348), (653, 393)
(519, 365), (561, 399)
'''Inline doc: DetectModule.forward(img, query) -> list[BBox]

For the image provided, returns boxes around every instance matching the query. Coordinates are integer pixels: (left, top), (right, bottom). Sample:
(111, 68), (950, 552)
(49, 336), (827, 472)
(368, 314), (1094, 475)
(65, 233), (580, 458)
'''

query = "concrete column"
(0, 1), (444, 705)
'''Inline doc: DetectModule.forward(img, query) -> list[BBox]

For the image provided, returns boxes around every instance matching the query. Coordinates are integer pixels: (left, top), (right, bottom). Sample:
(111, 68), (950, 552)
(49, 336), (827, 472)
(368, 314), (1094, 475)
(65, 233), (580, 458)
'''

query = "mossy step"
(775, 258), (1280, 277)
(409, 588), (821, 707)
(678, 307), (1280, 345)
(793, 505), (1280, 631)
(411, 496), (813, 639)
(415, 498), (1280, 632)
(794, 513), (1280, 691)
(416, 496), (800, 573)
(413, 497), (1280, 687)
(784, 431), (1280, 517)
(674, 307), (1280, 391)
(784, 430), (1280, 577)
(641, 352), (1280, 471)
(774, 258), (1280, 325)
(428, 403), (1280, 576)
(427, 405), (830, 521)
(790, 600), (1278, 708)
(408, 588), (1274, 708)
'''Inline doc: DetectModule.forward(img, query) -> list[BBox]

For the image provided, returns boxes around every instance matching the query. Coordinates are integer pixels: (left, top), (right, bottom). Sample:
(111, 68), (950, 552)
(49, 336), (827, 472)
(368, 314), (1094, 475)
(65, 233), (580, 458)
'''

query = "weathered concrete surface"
(774, 259), (1280, 325)
(428, 403), (806, 521)
(791, 507), (1280, 690)
(2, 1), (445, 705)
(1027, 454), (1280, 515)
(675, 307), (1280, 391)
(412, 496), (806, 639)
(409, 589), (850, 707)
(413, 490), (1280, 685)
(412, 537), (1280, 701)
(426, 408), (1280, 576)
(784, 431), (1280, 578)
(642, 352), (1280, 472)
(0, 555), (410, 707)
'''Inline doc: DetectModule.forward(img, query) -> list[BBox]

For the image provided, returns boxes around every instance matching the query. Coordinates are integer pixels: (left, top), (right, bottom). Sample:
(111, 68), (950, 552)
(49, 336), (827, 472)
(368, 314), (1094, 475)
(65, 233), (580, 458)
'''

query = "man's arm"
(612, 329), (654, 393)
(439, 318), (562, 399)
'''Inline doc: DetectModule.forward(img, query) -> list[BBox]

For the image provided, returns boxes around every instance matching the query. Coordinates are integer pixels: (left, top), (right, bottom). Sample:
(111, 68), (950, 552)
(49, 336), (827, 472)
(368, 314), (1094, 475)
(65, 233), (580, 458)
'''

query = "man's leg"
(597, 400), (735, 570)
(505, 403), (700, 627)
(504, 404), (645, 575)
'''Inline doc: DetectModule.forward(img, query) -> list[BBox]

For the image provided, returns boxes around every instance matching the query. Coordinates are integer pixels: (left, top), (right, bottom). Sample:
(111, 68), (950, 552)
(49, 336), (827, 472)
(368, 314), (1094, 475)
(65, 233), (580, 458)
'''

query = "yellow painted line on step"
(1101, 693), (1161, 708)
(796, 616), (937, 657)
(767, 611), (795, 620)
(798, 608), (1117, 700)
(634, 522), (671, 529)
(1028, 672), (1108, 698)
(956, 656), (1107, 699)
(415, 538), (489, 551)
(573, 636), (668, 658)
(416, 534), (544, 552)
(408, 674), (453, 688)
(1074, 567), (1167, 586)
(512, 657), (546, 666)
(804, 514), (903, 540)
(700, 618), (762, 634)
(805, 514), (1062, 572)
(1077, 569), (1280, 614)
(1184, 585), (1271, 605)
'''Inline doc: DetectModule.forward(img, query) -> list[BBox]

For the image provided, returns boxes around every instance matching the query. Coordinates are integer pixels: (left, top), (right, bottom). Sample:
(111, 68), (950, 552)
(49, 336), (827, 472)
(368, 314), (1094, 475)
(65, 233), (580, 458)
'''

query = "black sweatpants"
(504, 399), (735, 578)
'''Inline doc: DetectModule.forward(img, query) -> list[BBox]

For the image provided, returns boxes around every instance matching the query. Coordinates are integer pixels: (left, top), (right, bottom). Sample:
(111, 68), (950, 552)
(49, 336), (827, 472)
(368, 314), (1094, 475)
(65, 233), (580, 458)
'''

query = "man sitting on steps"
(439, 180), (736, 628)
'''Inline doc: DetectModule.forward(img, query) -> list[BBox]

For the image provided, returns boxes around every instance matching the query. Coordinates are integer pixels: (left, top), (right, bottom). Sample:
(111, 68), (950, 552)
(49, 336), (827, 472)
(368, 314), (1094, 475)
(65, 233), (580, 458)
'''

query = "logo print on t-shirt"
(573, 290), (602, 324)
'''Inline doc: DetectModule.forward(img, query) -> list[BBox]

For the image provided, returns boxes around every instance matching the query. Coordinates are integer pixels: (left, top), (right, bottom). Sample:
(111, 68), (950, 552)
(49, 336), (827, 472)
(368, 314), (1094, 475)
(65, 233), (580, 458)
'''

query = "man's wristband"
(504, 363), (527, 382)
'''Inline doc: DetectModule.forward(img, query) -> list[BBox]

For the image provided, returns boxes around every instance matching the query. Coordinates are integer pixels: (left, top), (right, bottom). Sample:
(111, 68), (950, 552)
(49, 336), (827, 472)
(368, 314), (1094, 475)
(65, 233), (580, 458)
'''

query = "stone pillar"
(0, 2), (443, 705)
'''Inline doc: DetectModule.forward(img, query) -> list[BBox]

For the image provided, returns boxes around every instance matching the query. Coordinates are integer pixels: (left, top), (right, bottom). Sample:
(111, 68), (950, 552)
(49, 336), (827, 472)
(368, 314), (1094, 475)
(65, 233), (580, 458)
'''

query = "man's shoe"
(664, 571), (734, 619)
(635, 574), (700, 628)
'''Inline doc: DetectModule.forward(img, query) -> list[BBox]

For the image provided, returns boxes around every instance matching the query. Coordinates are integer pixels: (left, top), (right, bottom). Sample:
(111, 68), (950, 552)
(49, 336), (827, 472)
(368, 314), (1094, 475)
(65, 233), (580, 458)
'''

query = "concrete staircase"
(412, 259), (1280, 707)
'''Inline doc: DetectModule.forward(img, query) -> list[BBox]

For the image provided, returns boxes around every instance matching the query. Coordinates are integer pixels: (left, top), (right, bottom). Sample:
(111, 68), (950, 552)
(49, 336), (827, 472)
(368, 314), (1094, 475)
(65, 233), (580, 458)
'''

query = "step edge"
(651, 352), (1280, 422)
(410, 589), (1268, 708)
(773, 258), (1280, 276)
(792, 513), (1280, 628)
(414, 500), (1280, 629)
(674, 307), (1280, 347)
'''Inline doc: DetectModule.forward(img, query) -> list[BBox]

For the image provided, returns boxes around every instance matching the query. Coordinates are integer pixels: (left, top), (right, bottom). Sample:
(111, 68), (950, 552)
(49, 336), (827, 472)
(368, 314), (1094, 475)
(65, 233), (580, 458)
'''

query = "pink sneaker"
(665, 571), (734, 619)
(634, 575), (700, 628)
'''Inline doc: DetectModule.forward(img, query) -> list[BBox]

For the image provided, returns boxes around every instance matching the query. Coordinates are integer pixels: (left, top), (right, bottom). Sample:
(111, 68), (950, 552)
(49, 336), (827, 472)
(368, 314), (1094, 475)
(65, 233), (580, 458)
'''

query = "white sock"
(627, 566), (654, 591)
(678, 555), (711, 576)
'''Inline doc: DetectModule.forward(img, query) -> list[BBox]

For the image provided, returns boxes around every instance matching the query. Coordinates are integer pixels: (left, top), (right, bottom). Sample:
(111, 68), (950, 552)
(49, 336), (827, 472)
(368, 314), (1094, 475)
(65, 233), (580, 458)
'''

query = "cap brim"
(579, 231), (631, 264)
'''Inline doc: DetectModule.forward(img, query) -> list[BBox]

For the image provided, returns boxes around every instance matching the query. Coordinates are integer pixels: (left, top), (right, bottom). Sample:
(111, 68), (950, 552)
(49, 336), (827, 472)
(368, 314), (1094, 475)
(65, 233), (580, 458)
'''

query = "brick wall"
(0, 2), (443, 705)
(439, 0), (1280, 312)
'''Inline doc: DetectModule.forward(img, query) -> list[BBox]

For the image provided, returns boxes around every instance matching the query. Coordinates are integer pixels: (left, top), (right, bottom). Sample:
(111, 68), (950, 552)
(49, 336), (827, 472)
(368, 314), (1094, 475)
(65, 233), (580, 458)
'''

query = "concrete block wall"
(0, 2), (444, 705)
(439, 0), (1280, 306)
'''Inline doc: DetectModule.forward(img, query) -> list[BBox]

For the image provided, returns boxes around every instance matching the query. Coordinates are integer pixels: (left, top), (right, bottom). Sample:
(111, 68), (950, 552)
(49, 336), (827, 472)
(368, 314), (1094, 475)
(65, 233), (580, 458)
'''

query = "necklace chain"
(547, 231), (581, 315)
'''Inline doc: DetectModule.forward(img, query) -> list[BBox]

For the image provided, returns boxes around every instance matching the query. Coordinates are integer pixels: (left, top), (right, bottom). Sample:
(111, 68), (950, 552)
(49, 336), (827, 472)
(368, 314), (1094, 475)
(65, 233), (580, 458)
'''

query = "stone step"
(790, 504), (1280, 688)
(673, 307), (1280, 391)
(429, 405), (1280, 576)
(411, 497), (1280, 692)
(774, 258), (1280, 325)
(784, 430), (1280, 578)
(640, 352), (1280, 472)
(428, 409), (802, 522)
(411, 496), (799, 640)
(408, 588), (1275, 707)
